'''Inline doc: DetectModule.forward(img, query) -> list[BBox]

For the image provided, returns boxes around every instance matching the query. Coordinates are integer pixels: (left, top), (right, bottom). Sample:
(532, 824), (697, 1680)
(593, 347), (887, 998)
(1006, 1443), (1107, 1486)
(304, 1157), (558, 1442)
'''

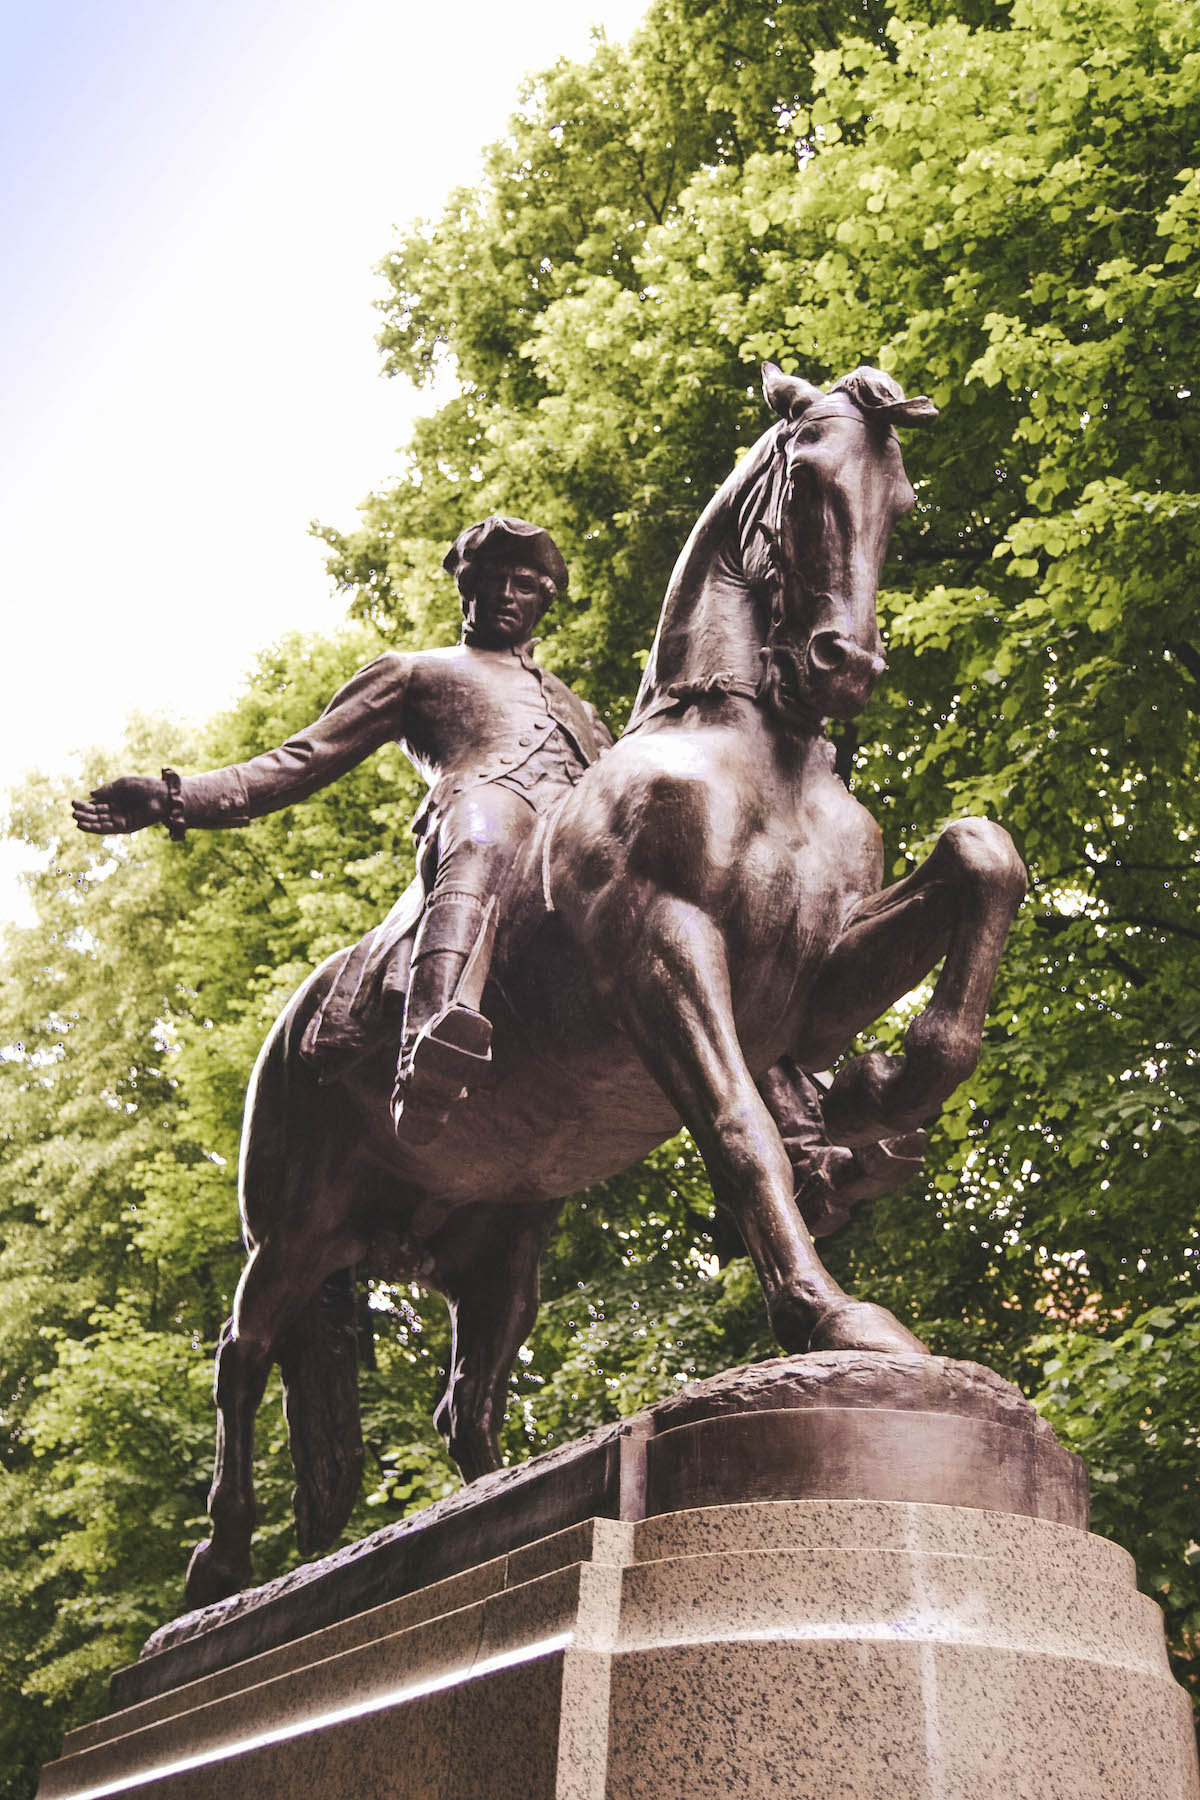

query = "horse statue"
(116, 362), (1032, 1608)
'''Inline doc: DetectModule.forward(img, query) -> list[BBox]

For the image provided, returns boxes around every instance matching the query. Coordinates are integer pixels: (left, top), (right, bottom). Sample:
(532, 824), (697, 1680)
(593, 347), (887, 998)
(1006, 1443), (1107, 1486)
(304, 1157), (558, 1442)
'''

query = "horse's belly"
(402, 1031), (682, 1208)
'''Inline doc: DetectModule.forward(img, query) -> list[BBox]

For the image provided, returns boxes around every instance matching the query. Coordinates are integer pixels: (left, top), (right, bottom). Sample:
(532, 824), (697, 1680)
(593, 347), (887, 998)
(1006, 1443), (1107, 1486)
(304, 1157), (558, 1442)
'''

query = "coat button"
(518, 735), (532, 746)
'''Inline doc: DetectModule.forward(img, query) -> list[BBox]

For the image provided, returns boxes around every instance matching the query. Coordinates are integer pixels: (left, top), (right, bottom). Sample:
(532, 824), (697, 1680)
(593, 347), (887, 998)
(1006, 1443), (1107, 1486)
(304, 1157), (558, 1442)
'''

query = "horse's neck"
(632, 439), (776, 718)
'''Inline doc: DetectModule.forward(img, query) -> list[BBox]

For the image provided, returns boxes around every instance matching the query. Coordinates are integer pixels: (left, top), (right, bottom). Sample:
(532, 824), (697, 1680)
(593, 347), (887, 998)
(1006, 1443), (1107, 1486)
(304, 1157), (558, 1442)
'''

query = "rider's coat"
(178, 640), (612, 1069)
(180, 642), (610, 836)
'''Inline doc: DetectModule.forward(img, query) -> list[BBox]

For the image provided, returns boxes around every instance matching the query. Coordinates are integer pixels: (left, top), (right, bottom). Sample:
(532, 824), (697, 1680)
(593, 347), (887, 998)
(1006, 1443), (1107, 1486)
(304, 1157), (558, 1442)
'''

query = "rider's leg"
(402, 889), (492, 1050)
(392, 785), (533, 1140)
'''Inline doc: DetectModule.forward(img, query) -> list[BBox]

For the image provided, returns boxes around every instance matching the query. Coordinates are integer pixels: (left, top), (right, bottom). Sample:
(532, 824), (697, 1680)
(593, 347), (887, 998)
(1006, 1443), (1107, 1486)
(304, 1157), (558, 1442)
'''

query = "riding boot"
(391, 893), (494, 1144)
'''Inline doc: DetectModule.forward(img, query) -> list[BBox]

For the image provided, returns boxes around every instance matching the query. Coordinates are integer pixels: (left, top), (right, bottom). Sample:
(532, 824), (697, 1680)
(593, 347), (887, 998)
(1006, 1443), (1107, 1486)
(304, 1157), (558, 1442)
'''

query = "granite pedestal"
(37, 1354), (1200, 1799)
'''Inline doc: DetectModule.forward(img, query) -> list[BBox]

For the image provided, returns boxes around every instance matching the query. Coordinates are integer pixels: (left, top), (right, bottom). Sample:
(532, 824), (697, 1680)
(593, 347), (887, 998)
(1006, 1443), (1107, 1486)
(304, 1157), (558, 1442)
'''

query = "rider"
(73, 515), (613, 1143)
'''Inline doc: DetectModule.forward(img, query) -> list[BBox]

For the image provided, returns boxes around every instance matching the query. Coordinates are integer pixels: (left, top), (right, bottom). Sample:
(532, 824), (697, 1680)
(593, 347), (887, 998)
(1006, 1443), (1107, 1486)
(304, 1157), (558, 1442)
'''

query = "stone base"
(37, 1355), (1200, 1799)
(39, 1500), (1198, 1800)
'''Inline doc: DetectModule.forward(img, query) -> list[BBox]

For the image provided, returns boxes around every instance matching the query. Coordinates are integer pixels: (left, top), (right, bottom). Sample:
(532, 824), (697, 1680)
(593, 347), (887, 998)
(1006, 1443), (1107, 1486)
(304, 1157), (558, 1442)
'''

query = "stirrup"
(391, 1004), (493, 1145)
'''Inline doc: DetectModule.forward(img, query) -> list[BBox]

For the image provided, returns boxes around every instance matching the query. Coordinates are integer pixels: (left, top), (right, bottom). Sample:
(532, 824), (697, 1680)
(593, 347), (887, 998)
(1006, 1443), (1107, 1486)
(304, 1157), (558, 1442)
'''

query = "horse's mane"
(628, 423), (786, 723)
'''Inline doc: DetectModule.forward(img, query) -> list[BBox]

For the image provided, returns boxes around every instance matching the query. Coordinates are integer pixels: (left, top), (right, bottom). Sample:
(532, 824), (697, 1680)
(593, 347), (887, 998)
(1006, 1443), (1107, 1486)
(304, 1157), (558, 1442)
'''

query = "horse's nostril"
(809, 631), (849, 672)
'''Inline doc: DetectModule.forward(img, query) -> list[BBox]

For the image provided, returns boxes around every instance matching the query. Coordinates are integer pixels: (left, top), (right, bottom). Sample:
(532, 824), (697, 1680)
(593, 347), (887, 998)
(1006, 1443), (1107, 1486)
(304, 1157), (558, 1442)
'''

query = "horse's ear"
(831, 364), (939, 427)
(762, 362), (824, 420)
(871, 395), (939, 426)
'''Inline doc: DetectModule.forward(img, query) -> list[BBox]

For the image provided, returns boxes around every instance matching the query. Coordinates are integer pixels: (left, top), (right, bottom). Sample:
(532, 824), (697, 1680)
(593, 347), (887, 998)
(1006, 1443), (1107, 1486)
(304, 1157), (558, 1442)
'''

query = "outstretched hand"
(72, 777), (169, 836)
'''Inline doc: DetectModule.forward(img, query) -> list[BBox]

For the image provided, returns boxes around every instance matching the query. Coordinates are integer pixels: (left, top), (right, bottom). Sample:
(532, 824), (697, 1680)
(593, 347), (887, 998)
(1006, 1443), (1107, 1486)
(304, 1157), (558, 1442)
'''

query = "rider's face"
(462, 562), (547, 646)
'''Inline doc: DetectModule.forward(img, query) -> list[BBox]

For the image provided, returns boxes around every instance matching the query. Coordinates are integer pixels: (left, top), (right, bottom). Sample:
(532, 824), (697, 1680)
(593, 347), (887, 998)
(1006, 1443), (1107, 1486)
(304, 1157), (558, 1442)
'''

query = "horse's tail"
(279, 1265), (364, 1555)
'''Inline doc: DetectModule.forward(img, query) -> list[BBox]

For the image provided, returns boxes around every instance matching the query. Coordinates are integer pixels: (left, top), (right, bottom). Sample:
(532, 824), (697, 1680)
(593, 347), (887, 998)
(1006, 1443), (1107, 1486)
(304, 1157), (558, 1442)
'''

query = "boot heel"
(423, 1004), (492, 1063)
(392, 1006), (493, 1143)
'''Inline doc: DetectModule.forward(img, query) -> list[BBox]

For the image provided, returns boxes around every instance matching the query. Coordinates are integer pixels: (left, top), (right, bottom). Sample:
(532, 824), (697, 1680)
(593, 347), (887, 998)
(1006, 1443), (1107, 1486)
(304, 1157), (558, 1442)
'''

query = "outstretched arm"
(73, 653), (410, 837)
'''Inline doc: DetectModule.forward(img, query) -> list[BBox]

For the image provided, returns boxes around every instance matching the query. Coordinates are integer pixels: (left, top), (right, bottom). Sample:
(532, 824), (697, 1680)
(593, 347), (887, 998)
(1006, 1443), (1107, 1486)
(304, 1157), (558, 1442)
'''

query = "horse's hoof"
(795, 1132), (928, 1234)
(822, 1052), (915, 1147)
(184, 1537), (250, 1610)
(844, 1130), (927, 1199)
(808, 1298), (930, 1357)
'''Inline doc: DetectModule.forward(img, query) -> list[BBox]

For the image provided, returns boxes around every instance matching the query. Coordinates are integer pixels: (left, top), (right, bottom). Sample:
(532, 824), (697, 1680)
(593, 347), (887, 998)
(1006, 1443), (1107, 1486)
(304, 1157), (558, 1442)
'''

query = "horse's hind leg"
(429, 1203), (555, 1482)
(618, 897), (926, 1357)
(186, 1235), (360, 1608)
(186, 1250), (279, 1608)
(805, 818), (1027, 1145)
(184, 957), (372, 1611)
(280, 1267), (364, 1556)
(186, 1024), (368, 1606)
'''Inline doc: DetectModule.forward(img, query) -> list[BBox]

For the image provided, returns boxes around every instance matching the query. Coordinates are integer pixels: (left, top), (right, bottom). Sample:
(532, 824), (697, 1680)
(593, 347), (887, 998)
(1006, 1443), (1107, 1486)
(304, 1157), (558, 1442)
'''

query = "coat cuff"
(180, 769), (251, 828)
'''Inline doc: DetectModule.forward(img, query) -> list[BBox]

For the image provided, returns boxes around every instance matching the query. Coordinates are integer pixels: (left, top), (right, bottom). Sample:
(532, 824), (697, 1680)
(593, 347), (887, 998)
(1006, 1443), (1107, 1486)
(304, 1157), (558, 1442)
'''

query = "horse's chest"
(733, 797), (880, 967)
(736, 838), (845, 956)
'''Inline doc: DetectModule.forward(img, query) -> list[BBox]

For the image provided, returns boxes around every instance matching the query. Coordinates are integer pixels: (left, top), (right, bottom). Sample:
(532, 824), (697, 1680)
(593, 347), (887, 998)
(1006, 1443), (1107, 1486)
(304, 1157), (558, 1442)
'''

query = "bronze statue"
(75, 363), (1026, 1610)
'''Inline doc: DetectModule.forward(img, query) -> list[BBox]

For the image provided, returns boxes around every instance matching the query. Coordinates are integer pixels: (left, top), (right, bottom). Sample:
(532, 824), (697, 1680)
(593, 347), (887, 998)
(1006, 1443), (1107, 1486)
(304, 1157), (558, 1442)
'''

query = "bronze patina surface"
(75, 363), (1028, 1610)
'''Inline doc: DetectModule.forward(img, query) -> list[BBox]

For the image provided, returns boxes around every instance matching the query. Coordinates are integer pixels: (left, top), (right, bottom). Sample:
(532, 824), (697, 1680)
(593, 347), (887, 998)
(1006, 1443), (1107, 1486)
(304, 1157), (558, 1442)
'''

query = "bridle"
(749, 406), (889, 728)
(630, 403), (890, 736)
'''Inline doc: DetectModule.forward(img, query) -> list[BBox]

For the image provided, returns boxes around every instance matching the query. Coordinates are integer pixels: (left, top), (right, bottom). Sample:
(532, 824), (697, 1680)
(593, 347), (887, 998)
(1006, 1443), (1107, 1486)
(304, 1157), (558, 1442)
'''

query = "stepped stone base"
(36, 1355), (1200, 1799)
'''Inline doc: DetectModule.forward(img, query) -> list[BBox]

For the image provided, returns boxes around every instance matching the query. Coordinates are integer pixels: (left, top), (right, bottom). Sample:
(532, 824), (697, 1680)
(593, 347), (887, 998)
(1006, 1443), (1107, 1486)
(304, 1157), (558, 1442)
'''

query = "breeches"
(412, 784), (537, 968)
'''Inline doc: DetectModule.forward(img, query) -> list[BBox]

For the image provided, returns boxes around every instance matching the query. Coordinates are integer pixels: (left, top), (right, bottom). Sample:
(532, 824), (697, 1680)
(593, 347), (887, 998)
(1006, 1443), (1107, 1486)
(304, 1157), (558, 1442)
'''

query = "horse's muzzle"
(806, 631), (888, 717)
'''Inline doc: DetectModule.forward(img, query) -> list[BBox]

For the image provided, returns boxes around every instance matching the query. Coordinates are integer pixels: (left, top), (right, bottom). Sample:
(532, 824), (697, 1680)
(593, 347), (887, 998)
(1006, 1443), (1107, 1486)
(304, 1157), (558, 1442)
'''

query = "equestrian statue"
(74, 361), (1027, 1608)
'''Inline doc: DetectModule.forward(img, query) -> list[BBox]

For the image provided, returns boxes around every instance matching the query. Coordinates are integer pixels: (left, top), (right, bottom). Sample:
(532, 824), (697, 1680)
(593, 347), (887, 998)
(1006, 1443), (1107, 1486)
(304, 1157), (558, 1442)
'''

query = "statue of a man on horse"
(75, 361), (1027, 1609)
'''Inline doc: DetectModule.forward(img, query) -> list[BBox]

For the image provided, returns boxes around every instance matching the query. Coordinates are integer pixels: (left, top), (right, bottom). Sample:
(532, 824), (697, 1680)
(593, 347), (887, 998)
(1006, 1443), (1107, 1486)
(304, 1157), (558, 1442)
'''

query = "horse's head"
(749, 361), (937, 721)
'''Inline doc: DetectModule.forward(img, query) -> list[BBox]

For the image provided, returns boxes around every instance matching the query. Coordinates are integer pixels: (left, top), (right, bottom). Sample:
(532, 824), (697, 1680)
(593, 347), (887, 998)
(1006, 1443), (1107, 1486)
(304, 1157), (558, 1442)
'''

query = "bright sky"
(0, 0), (648, 921)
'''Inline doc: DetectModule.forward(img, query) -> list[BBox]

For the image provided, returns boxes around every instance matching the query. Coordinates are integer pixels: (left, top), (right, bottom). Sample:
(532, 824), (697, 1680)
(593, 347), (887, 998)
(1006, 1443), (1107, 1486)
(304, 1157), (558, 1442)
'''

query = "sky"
(0, 0), (649, 921)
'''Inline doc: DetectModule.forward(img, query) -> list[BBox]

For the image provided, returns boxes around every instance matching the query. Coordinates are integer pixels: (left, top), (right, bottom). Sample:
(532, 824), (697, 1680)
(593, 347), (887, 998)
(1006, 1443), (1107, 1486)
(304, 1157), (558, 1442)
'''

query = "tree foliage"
(2, 0), (1199, 1785)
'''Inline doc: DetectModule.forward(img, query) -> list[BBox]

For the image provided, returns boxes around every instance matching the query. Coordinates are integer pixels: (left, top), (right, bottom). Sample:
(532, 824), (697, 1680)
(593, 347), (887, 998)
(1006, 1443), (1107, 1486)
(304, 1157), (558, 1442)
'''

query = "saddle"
(298, 875), (425, 1076)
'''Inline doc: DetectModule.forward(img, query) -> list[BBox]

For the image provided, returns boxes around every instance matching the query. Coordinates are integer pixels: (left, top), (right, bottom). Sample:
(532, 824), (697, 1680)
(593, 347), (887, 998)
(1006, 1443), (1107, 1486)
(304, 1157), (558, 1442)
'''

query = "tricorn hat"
(443, 515), (569, 592)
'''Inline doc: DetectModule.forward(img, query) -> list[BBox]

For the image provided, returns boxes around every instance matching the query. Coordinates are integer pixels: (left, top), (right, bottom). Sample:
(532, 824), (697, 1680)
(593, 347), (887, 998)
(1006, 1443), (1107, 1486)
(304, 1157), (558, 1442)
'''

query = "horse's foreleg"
(621, 898), (926, 1357)
(806, 819), (1026, 1147)
(430, 1204), (553, 1482)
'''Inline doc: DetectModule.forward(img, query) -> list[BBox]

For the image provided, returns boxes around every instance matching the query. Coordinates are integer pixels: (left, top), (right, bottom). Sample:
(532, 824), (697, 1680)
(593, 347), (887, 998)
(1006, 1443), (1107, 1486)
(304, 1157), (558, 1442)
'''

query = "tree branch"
(1166, 637), (1200, 686)
(1048, 857), (1199, 878)
(1036, 907), (1200, 945)
(1107, 912), (1200, 944)
(1102, 945), (1148, 988)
